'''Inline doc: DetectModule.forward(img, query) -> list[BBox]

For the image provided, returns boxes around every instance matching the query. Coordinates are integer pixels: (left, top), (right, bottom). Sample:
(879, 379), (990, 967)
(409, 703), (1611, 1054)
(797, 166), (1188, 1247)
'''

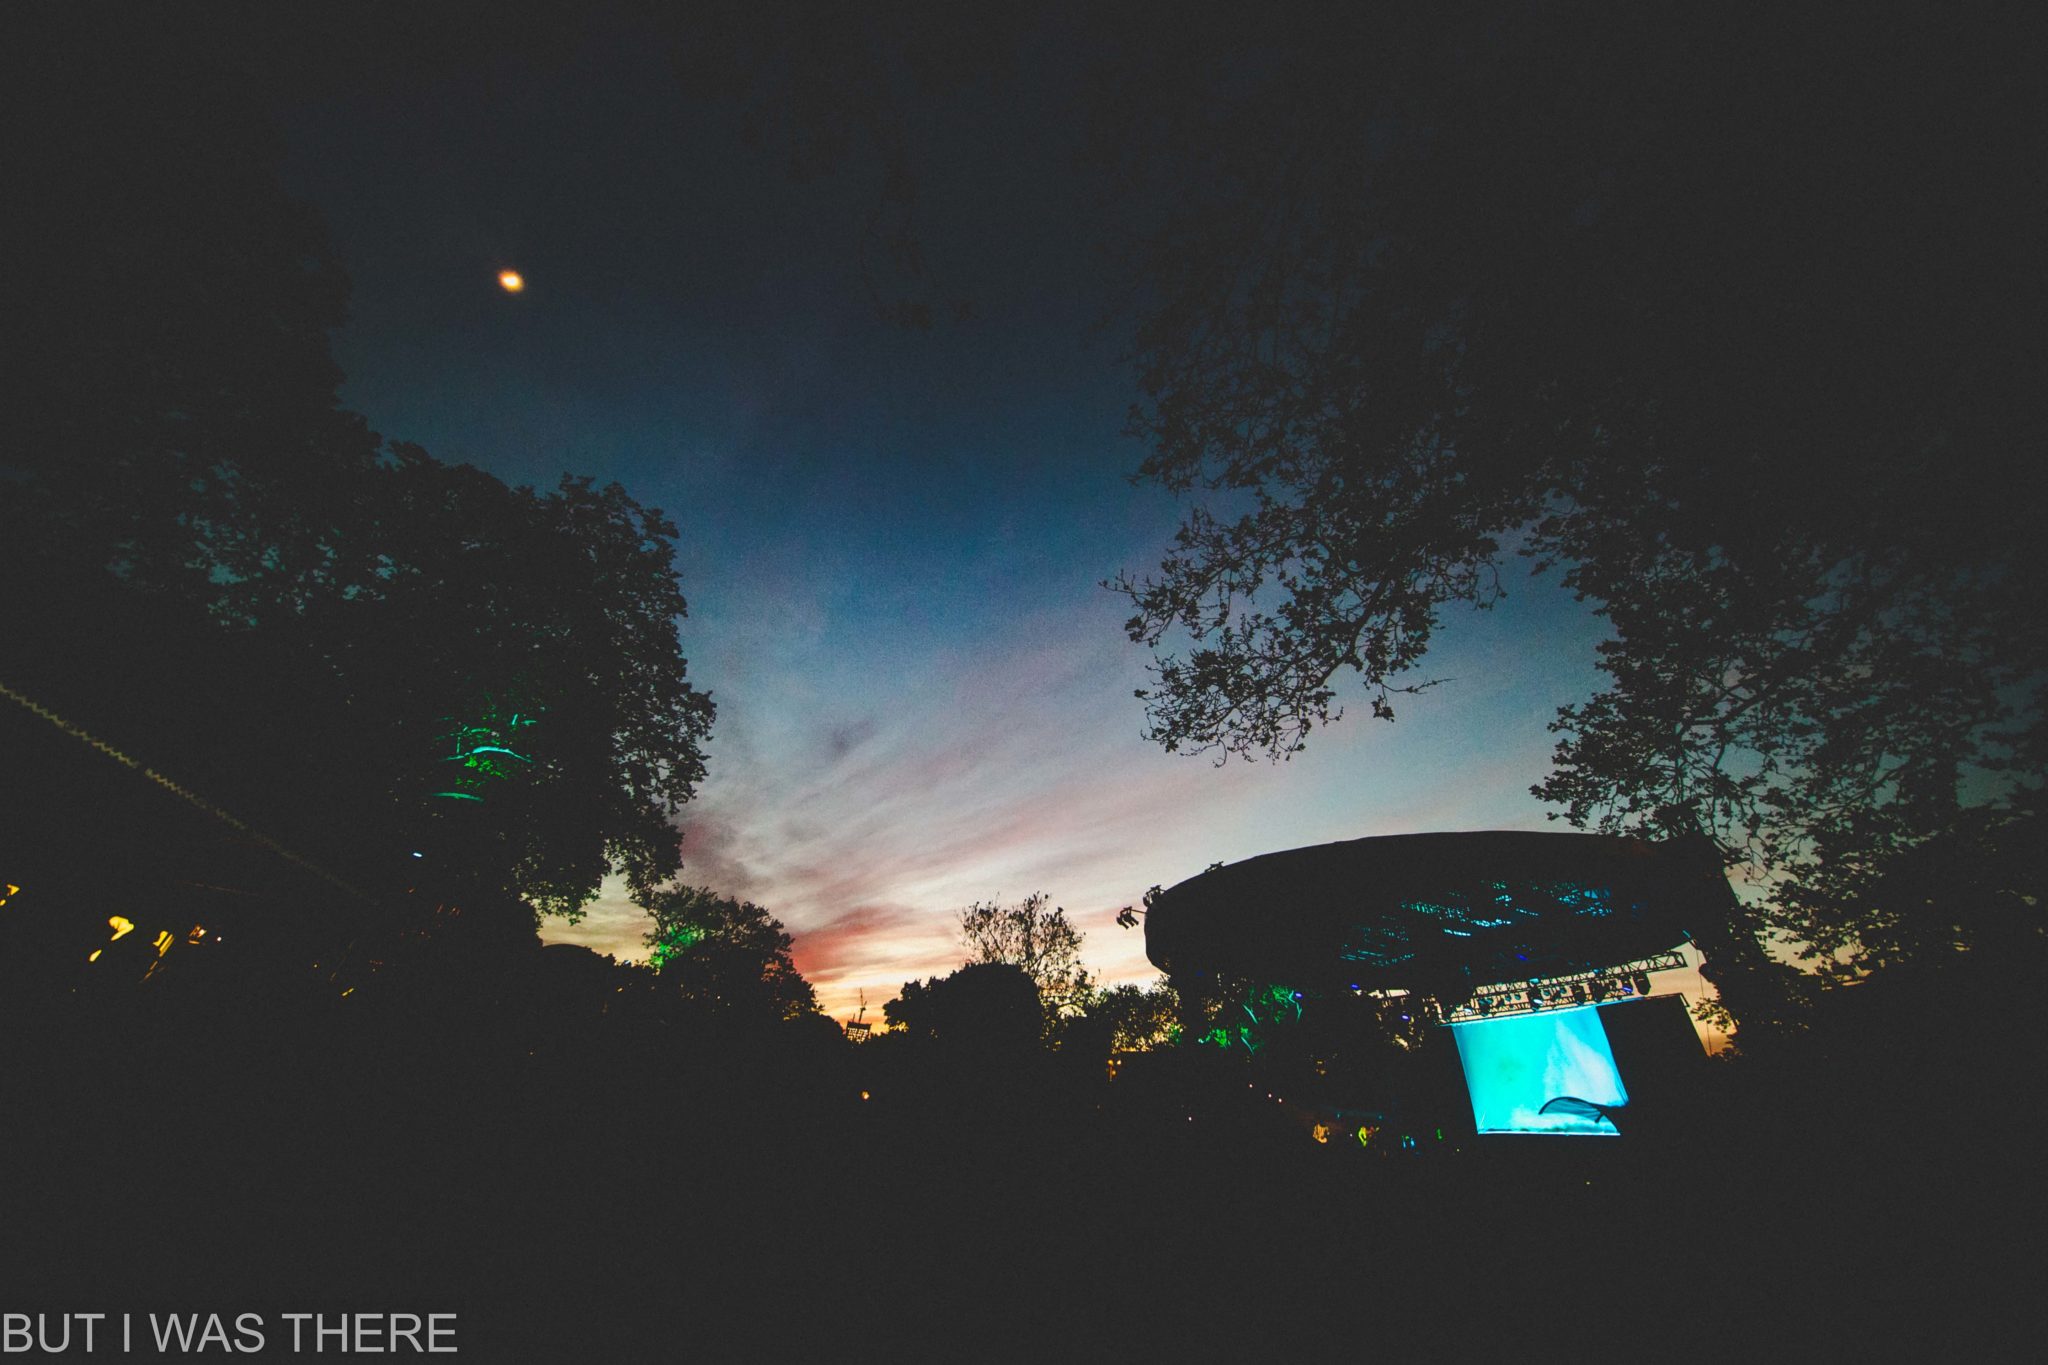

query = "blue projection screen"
(1451, 1005), (1628, 1135)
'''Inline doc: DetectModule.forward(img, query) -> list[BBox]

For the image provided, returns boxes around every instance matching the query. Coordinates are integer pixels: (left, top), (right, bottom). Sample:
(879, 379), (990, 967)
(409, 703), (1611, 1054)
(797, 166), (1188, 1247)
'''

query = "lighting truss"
(1440, 948), (1691, 1024)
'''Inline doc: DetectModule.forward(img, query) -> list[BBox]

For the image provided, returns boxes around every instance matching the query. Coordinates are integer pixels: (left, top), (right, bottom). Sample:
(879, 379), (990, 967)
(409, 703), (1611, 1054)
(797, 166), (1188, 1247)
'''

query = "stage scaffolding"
(1437, 949), (1691, 1023)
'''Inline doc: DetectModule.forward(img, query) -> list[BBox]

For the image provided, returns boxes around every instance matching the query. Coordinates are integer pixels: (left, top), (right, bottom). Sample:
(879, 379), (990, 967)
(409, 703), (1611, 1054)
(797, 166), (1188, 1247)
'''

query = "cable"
(0, 676), (373, 903)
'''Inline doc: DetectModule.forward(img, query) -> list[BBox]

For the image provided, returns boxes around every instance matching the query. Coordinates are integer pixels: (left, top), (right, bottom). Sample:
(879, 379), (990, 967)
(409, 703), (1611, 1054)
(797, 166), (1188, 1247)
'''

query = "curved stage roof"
(1144, 831), (1730, 1000)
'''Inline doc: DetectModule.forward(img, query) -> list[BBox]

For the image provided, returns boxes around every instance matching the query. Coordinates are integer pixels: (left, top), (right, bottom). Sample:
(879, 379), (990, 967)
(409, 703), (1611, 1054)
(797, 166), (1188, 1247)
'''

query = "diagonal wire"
(0, 676), (375, 904)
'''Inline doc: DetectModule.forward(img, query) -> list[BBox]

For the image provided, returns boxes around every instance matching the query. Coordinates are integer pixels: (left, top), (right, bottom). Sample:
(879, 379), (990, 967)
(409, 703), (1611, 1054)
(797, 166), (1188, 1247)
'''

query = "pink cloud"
(787, 902), (950, 980)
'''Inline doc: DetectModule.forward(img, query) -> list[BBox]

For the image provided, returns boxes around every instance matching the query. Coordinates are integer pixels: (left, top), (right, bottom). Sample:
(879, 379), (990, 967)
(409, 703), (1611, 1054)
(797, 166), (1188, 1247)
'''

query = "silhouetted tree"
(293, 455), (716, 916)
(642, 886), (820, 1025)
(883, 963), (1042, 1055)
(1082, 979), (1182, 1054)
(881, 976), (936, 1036)
(1102, 5), (2044, 986)
(5, 12), (368, 601)
(958, 893), (1094, 1021)
(1060, 978), (1183, 1072)
(3, 17), (714, 921)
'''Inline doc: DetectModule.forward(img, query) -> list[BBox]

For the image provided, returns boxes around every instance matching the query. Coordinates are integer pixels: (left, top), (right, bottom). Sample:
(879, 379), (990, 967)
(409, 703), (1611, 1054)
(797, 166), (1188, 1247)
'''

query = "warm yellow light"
(498, 270), (525, 293)
(859, 1090), (870, 1101)
(87, 949), (102, 963)
(152, 930), (174, 956)
(187, 924), (206, 944)
(108, 915), (135, 942)
(1, 882), (19, 905)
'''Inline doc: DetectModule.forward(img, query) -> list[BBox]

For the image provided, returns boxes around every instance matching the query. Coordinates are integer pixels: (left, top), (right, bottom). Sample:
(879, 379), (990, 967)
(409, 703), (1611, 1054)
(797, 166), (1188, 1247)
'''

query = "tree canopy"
(1104, 5), (2044, 982)
(3, 24), (714, 921)
(958, 893), (1095, 1020)
(1079, 979), (1181, 1055)
(298, 455), (717, 915)
(882, 963), (1043, 1054)
(642, 886), (820, 1025)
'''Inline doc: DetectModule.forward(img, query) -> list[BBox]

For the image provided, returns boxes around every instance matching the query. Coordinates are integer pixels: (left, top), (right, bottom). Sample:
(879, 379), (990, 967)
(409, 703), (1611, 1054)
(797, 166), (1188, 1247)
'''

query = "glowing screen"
(1451, 1005), (1627, 1135)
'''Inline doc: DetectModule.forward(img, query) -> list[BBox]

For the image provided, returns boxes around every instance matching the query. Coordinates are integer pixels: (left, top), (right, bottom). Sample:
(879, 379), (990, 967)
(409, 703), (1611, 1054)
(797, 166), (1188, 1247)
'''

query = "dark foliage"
(641, 885), (821, 1025)
(1101, 4), (2045, 986)
(883, 962), (1043, 1055)
(957, 892), (1094, 1022)
(2, 14), (713, 920)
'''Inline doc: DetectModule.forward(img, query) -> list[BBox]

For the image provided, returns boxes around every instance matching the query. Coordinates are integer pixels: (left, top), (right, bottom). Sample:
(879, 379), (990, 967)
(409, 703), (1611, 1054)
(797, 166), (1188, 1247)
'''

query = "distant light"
(411, 851), (424, 859)
(108, 915), (135, 942)
(87, 949), (102, 963)
(498, 270), (525, 293)
(859, 1090), (870, 1101)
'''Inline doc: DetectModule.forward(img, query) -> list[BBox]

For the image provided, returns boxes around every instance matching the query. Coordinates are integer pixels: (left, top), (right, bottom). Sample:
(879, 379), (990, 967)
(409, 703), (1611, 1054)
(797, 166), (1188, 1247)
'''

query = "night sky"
(269, 14), (1624, 1020)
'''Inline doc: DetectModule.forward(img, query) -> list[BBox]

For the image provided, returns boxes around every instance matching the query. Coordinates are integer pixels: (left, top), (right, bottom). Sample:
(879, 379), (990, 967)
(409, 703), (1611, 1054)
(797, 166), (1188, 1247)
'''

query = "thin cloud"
(788, 902), (952, 982)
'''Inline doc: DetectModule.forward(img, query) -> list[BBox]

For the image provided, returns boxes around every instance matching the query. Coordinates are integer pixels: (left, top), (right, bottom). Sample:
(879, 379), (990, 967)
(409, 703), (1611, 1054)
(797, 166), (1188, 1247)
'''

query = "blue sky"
(280, 21), (1621, 1020)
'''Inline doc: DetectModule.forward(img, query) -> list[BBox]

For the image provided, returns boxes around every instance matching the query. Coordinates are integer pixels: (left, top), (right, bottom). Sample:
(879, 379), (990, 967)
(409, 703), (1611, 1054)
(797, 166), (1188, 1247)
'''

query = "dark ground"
(5, 973), (2040, 1361)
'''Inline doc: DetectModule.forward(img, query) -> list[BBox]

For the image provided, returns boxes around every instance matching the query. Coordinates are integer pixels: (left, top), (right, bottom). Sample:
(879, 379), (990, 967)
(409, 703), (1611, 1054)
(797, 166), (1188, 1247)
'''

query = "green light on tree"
(646, 921), (703, 970)
(431, 695), (540, 802)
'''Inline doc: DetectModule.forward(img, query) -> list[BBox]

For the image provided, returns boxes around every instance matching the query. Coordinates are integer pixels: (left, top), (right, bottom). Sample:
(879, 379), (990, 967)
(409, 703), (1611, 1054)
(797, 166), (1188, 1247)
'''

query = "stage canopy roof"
(1143, 831), (1730, 1000)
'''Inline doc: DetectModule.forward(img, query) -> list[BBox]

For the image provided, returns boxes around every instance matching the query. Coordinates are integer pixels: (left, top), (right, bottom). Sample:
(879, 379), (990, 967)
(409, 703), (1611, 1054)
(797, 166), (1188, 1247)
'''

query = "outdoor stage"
(1143, 830), (1732, 1141)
